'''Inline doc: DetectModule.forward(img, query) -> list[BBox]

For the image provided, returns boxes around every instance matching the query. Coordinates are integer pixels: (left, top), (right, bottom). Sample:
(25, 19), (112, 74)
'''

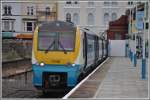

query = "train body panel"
(33, 25), (80, 65)
(32, 64), (80, 87)
(32, 21), (108, 91)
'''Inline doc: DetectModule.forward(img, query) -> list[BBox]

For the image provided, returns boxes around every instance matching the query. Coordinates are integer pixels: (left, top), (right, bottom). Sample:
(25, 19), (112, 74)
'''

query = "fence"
(2, 39), (32, 62)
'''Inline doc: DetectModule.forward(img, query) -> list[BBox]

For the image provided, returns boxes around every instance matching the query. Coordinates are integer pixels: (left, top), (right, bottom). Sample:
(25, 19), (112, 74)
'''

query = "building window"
(104, 13), (109, 25)
(3, 6), (12, 15)
(66, 13), (71, 22)
(27, 7), (30, 15)
(3, 21), (9, 31)
(104, 2), (110, 6)
(24, 22), (35, 32)
(27, 6), (34, 15)
(73, 13), (79, 25)
(66, 1), (71, 4)
(87, 13), (94, 25)
(27, 22), (32, 31)
(46, 7), (50, 15)
(128, 1), (133, 5)
(74, 1), (78, 4)
(115, 33), (121, 40)
(31, 7), (33, 15)
(112, 13), (117, 21)
(88, 1), (94, 6)
(2, 20), (14, 32)
(112, 2), (118, 5)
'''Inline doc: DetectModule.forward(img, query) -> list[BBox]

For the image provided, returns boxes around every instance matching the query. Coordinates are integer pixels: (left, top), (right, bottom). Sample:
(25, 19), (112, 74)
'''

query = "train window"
(38, 21), (76, 52)
(87, 35), (95, 52)
(83, 39), (85, 58)
(38, 31), (75, 51)
(58, 31), (75, 51)
(99, 40), (102, 57)
(86, 35), (95, 64)
(38, 32), (56, 50)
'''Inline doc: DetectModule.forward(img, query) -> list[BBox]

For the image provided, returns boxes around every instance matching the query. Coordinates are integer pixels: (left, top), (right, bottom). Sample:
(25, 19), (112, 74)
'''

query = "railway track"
(2, 58), (32, 78)
(2, 71), (69, 98)
(2, 58), (109, 98)
(2, 59), (69, 98)
(2, 58), (31, 68)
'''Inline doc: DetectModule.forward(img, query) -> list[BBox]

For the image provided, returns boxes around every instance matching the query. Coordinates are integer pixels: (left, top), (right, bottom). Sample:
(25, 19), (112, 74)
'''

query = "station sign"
(132, 20), (138, 33)
(136, 11), (144, 30)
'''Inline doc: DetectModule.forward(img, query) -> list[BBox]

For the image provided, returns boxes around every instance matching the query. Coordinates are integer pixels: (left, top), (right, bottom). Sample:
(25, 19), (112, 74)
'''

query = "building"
(107, 15), (128, 40)
(57, 1), (129, 34)
(35, 2), (57, 24)
(2, 1), (57, 39)
(2, 2), (22, 38)
(2, 1), (137, 38)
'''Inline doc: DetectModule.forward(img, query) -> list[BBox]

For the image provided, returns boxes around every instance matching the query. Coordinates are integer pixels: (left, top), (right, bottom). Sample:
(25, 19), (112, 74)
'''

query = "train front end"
(32, 21), (81, 91)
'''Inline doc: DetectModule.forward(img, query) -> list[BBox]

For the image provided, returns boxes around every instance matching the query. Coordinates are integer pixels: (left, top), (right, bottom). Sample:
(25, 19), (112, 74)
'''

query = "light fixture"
(40, 62), (45, 66)
(72, 63), (76, 67)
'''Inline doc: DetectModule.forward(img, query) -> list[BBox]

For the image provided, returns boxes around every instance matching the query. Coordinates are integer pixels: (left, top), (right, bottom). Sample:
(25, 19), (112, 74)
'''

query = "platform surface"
(69, 57), (148, 98)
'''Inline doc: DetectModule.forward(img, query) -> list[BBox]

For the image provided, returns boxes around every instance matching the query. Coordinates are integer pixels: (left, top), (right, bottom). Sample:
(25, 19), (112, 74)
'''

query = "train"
(32, 21), (108, 92)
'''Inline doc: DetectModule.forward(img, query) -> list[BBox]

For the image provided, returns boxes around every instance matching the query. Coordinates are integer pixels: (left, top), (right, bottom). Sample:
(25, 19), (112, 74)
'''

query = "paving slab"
(94, 57), (148, 98)
(69, 57), (148, 99)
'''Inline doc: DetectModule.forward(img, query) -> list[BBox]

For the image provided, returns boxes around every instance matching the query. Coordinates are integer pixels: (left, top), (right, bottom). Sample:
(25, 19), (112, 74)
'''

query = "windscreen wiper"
(45, 40), (55, 53)
(58, 40), (67, 54)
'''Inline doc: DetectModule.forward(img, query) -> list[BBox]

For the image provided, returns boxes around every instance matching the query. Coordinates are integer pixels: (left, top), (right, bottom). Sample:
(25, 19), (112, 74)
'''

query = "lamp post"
(141, 2), (146, 79)
(133, 3), (138, 67)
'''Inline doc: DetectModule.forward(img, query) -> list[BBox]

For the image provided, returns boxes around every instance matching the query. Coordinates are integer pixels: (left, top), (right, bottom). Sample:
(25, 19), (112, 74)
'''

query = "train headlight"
(40, 62), (45, 67)
(72, 63), (76, 67)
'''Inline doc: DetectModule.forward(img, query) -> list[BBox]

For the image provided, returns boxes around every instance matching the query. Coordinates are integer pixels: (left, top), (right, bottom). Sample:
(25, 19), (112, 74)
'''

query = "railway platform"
(64, 57), (148, 98)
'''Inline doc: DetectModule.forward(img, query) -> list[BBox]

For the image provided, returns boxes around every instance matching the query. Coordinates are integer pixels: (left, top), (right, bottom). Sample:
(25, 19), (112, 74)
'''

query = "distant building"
(35, 2), (57, 24)
(2, 2), (22, 38)
(2, 1), (57, 39)
(2, 1), (133, 38)
(107, 15), (128, 40)
(58, 1), (128, 34)
(20, 2), (37, 34)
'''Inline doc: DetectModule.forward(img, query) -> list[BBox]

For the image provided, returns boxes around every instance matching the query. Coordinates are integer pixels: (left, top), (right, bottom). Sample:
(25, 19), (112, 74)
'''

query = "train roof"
(39, 21), (76, 32)
(80, 27), (99, 37)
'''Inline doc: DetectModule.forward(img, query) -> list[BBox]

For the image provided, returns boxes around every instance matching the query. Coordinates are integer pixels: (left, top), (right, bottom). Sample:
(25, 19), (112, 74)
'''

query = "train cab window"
(38, 31), (75, 51)
(38, 32), (56, 50)
(38, 31), (76, 52)
(38, 21), (76, 52)
(58, 31), (75, 51)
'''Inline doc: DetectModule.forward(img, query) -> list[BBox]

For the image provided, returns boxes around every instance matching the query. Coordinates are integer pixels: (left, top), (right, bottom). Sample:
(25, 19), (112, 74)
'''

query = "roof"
(39, 21), (76, 32)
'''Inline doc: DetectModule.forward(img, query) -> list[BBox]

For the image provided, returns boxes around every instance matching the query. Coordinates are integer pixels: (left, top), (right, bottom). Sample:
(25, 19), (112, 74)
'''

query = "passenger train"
(32, 21), (108, 92)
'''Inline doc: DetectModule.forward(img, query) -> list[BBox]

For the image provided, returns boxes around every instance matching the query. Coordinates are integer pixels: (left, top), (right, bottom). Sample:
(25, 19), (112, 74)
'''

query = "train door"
(83, 33), (96, 71)
(94, 36), (99, 65)
(103, 40), (106, 57)
(98, 38), (103, 61)
(86, 34), (96, 68)
(102, 40), (104, 58)
(83, 32), (87, 72)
